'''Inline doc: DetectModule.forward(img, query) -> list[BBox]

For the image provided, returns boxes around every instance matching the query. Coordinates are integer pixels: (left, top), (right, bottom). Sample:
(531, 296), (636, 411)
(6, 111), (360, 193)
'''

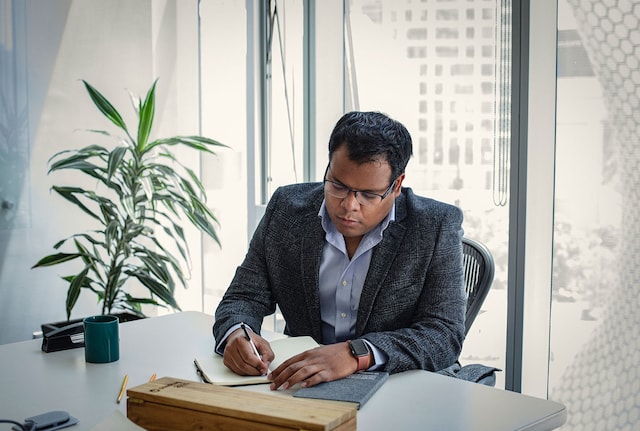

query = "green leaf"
(104, 262), (125, 312)
(116, 299), (146, 316)
(49, 159), (100, 174)
(74, 239), (98, 267)
(107, 146), (128, 181)
(66, 267), (90, 319)
(160, 223), (189, 264)
(138, 254), (172, 286)
(51, 186), (103, 221)
(122, 293), (159, 306)
(105, 220), (120, 249)
(183, 166), (206, 195)
(131, 272), (180, 310)
(137, 80), (157, 152)
(82, 81), (129, 133)
(148, 136), (228, 153)
(98, 198), (120, 223)
(192, 211), (220, 245)
(139, 174), (154, 202)
(122, 196), (136, 220)
(32, 252), (83, 268)
(48, 151), (96, 172)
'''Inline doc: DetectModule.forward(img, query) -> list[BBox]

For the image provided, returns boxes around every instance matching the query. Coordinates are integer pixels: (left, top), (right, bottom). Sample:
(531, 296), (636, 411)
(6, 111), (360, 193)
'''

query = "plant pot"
(40, 312), (143, 353)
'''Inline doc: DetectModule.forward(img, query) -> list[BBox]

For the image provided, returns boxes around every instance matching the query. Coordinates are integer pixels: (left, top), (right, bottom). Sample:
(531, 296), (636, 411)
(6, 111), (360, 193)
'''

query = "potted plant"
(33, 80), (225, 326)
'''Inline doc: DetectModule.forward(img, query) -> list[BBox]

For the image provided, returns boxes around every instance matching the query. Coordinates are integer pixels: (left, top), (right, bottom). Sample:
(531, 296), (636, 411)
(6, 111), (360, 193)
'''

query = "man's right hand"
(222, 327), (274, 376)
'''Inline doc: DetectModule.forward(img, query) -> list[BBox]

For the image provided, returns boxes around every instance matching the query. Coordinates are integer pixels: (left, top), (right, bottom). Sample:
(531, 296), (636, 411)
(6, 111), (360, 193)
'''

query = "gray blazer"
(213, 182), (466, 374)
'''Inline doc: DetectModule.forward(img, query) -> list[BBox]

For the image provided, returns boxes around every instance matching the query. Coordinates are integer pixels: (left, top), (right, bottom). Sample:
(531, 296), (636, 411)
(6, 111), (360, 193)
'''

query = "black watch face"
(350, 340), (369, 356)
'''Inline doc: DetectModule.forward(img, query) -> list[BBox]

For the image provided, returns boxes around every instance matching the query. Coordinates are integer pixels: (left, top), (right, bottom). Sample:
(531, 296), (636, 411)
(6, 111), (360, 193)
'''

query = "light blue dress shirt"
(318, 201), (394, 369)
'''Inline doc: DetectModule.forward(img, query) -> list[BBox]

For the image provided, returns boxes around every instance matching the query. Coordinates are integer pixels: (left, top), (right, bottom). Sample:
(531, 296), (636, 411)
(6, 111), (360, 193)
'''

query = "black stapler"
(40, 320), (85, 353)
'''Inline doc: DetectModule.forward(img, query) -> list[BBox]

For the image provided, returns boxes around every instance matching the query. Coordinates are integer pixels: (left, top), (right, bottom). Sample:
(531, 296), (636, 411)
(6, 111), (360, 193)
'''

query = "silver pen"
(240, 322), (262, 359)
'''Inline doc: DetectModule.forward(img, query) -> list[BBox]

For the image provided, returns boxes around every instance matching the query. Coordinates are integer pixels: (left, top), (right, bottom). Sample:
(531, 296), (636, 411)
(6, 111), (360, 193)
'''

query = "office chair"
(462, 237), (495, 335)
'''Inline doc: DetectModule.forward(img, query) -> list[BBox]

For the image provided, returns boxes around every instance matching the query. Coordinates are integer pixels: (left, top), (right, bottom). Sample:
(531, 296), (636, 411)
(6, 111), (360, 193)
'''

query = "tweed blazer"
(213, 182), (466, 374)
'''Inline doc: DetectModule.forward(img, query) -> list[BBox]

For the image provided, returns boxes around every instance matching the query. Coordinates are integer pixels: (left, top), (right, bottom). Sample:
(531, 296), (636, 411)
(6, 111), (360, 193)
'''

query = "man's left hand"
(267, 342), (358, 390)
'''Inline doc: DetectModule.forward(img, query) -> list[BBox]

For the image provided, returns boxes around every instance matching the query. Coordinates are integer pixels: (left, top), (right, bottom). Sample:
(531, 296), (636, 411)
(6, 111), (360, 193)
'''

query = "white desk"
(0, 311), (566, 430)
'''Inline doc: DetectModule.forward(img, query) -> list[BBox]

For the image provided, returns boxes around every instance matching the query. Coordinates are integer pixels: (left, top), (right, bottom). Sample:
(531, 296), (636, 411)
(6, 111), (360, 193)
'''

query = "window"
(262, 0), (305, 198)
(436, 9), (459, 20)
(408, 46), (428, 57)
(449, 138), (460, 165)
(466, 27), (475, 38)
(436, 46), (459, 57)
(465, 137), (474, 164)
(348, 0), (511, 388)
(436, 28), (459, 39)
(451, 64), (474, 75)
(481, 81), (494, 94)
(408, 28), (428, 39)
(454, 83), (474, 94)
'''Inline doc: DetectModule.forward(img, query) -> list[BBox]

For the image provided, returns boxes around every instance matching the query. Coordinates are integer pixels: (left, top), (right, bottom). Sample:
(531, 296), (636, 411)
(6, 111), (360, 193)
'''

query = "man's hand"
(222, 328), (274, 376)
(267, 342), (358, 390)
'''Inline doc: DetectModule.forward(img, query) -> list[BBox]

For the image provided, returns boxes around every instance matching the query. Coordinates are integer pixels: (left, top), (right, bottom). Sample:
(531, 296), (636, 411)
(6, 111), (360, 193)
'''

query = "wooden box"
(126, 377), (357, 431)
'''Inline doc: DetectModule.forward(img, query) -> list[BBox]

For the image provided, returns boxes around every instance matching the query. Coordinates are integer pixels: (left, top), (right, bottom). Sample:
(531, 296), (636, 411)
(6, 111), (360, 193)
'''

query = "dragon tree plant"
(33, 80), (226, 320)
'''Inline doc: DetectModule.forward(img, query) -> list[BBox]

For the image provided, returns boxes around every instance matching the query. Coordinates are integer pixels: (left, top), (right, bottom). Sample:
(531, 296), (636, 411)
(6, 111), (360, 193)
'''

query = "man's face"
(324, 145), (404, 240)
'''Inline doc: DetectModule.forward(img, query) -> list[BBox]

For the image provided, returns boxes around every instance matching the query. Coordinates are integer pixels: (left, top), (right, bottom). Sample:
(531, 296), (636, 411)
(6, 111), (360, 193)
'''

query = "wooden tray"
(126, 377), (357, 431)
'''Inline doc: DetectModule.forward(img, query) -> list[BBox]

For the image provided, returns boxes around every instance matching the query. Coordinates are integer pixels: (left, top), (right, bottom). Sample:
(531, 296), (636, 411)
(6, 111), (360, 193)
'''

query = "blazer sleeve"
(212, 189), (281, 347)
(212, 183), (324, 348)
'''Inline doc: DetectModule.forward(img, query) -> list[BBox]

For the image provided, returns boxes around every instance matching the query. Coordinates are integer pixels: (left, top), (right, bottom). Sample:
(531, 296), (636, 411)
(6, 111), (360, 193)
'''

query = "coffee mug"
(83, 315), (119, 363)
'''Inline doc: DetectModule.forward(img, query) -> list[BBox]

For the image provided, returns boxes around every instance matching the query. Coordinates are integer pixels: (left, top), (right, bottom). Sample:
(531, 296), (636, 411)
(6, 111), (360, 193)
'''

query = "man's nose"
(341, 190), (360, 210)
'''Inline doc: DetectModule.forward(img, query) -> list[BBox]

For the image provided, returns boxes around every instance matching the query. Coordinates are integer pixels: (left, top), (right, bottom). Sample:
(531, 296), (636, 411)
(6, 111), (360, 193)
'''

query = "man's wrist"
(348, 339), (372, 371)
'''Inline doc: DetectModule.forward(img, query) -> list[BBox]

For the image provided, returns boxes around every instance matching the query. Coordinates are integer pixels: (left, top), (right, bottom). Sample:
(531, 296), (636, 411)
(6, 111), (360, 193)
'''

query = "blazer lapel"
(356, 193), (408, 336)
(299, 214), (325, 341)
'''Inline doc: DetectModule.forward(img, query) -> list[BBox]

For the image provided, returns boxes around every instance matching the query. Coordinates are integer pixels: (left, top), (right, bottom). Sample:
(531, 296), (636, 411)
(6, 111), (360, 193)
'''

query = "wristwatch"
(348, 339), (371, 371)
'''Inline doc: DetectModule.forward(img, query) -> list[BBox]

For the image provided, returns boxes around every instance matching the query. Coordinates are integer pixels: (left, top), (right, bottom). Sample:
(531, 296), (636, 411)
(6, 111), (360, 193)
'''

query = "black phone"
(15, 411), (78, 431)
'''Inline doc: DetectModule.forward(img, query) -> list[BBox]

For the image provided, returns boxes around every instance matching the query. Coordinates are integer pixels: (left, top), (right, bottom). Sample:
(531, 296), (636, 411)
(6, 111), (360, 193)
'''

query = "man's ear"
(393, 173), (406, 196)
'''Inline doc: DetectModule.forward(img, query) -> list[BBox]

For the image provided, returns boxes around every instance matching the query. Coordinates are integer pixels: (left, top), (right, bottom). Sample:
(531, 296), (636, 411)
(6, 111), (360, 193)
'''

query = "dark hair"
(328, 111), (413, 181)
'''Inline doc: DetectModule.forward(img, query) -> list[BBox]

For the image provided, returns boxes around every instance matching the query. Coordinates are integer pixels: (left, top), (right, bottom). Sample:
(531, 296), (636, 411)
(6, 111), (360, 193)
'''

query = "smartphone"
(17, 411), (78, 430)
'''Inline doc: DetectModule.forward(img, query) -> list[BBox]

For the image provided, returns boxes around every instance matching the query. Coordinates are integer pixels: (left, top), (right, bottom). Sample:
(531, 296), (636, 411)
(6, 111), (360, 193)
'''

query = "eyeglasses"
(323, 166), (397, 206)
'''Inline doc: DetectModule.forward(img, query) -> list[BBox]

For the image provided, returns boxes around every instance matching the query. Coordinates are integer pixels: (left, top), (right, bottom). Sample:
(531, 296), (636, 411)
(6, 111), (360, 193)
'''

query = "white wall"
(0, 0), (205, 344)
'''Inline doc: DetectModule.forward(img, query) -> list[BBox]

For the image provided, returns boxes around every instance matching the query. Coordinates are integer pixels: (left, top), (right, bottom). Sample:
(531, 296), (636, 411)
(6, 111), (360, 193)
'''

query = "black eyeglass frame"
(323, 165), (398, 206)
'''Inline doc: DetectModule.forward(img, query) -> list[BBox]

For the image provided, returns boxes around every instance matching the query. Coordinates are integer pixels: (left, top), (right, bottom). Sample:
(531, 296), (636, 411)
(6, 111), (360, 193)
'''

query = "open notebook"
(194, 336), (319, 386)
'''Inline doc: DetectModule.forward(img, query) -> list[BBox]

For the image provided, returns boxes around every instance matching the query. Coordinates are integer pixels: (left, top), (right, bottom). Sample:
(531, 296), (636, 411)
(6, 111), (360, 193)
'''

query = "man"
(214, 111), (466, 390)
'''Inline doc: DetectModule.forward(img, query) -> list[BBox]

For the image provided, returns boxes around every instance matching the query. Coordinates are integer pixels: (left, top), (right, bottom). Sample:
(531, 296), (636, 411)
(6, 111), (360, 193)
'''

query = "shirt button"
(342, 280), (347, 286)
(341, 312), (347, 319)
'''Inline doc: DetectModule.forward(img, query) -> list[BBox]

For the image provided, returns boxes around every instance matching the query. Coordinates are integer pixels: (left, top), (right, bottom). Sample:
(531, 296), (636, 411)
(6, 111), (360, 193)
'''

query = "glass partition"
(346, 0), (512, 388)
(549, 0), (639, 428)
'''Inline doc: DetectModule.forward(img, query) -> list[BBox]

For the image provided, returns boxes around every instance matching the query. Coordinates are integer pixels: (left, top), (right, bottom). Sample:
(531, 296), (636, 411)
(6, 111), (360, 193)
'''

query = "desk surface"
(0, 311), (566, 430)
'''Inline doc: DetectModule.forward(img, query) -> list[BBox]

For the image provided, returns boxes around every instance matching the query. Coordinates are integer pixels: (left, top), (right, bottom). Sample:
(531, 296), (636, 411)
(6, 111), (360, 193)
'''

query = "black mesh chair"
(462, 237), (495, 335)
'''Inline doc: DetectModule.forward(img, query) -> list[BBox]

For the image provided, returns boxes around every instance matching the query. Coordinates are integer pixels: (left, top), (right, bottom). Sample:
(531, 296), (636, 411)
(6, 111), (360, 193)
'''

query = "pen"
(240, 322), (262, 359)
(149, 373), (156, 382)
(116, 374), (128, 404)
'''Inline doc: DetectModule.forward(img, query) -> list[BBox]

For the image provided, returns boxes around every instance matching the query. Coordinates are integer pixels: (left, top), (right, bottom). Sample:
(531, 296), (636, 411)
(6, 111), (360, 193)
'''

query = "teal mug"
(83, 315), (119, 363)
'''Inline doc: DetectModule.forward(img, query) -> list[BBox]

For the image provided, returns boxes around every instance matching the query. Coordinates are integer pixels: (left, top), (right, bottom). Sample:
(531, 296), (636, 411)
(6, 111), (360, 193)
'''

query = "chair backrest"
(462, 237), (495, 335)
